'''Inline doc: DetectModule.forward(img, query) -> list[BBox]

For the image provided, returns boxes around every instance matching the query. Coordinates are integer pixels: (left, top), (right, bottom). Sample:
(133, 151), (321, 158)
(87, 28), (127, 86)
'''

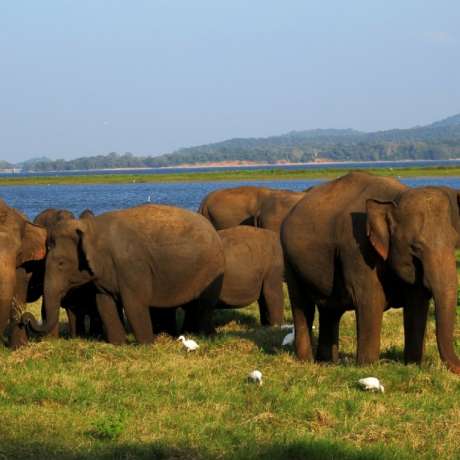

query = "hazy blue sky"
(1, 1), (459, 161)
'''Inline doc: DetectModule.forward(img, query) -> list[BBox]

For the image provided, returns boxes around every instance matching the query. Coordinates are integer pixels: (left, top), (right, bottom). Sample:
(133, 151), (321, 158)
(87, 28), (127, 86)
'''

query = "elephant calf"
(215, 226), (285, 326)
(33, 208), (102, 339)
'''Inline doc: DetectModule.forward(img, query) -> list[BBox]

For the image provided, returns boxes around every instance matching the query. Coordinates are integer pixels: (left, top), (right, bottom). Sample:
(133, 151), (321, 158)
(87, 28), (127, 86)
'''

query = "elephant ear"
(366, 199), (396, 260)
(75, 221), (97, 276)
(18, 222), (47, 266)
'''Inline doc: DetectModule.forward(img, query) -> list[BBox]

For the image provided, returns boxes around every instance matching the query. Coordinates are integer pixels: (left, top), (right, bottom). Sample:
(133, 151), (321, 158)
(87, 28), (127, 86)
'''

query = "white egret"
(248, 370), (263, 385)
(358, 377), (384, 393)
(177, 335), (199, 352)
(282, 330), (295, 346)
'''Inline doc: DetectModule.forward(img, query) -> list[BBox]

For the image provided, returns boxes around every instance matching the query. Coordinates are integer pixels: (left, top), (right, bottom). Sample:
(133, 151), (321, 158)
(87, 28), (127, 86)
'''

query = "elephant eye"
(410, 242), (423, 254)
(56, 257), (67, 268)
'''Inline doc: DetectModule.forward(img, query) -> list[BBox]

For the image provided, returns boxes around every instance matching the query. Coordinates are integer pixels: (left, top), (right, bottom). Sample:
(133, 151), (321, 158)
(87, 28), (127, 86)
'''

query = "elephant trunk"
(425, 249), (460, 374)
(22, 283), (62, 335)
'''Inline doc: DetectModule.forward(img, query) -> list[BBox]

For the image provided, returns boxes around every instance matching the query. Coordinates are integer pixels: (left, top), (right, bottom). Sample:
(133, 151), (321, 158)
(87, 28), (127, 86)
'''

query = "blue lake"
(2, 176), (460, 220)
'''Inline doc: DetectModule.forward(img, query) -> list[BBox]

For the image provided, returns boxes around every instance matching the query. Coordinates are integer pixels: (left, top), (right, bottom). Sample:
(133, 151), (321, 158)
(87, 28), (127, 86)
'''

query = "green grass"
(2, 165), (460, 186)
(0, 292), (459, 460)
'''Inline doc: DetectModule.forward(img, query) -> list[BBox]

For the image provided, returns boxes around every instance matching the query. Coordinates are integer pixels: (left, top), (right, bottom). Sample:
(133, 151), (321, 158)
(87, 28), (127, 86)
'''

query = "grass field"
(0, 291), (459, 460)
(2, 165), (460, 186)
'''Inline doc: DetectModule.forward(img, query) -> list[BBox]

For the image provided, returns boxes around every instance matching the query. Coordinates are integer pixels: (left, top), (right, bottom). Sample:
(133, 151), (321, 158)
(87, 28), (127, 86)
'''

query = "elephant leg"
(403, 293), (430, 364)
(187, 275), (223, 335)
(89, 308), (104, 338)
(257, 268), (284, 326)
(76, 311), (87, 337)
(355, 288), (385, 365)
(121, 291), (154, 344)
(150, 308), (177, 336)
(316, 307), (344, 363)
(9, 269), (29, 349)
(96, 294), (126, 345)
(66, 309), (78, 338)
(9, 303), (28, 349)
(182, 300), (215, 335)
(285, 264), (313, 362)
(125, 306), (153, 344)
(181, 302), (198, 334)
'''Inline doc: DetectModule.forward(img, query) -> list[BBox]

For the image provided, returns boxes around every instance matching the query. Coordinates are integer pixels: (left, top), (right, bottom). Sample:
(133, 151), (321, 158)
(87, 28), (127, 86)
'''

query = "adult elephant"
(22, 204), (225, 344)
(33, 208), (103, 339)
(281, 171), (460, 374)
(198, 186), (304, 234)
(0, 199), (46, 348)
(206, 226), (284, 326)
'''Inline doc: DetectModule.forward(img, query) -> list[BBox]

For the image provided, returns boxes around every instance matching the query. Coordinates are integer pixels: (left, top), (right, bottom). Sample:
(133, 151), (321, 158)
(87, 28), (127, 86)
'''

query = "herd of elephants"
(1, 171), (460, 374)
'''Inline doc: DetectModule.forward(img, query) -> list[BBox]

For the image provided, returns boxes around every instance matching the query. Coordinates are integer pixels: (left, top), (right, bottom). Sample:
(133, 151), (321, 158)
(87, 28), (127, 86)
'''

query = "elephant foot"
(9, 324), (29, 350)
(316, 345), (339, 363)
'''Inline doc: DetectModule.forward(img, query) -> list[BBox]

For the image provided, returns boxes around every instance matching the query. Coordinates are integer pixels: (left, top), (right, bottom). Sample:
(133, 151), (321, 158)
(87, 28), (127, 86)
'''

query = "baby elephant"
(217, 226), (285, 326)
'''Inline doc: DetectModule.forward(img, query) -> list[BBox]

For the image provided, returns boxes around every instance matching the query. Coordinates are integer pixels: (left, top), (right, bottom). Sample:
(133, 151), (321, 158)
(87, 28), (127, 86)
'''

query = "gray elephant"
(23, 204), (225, 344)
(0, 199), (46, 348)
(199, 186), (304, 234)
(281, 171), (460, 374)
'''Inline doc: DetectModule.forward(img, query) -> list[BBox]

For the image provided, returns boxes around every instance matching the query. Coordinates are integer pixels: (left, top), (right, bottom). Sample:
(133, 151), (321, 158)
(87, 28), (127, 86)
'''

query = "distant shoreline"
(3, 157), (460, 175)
(1, 164), (460, 186)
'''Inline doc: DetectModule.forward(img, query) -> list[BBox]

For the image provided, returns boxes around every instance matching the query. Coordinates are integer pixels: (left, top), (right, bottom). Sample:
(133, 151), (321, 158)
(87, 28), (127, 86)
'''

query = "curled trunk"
(21, 285), (61, 335)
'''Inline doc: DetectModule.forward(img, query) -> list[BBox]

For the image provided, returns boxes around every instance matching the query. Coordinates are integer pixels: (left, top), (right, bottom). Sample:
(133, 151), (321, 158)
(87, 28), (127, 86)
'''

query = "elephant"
(198, 186), (304, 234)
(32, 208), (103, 339)
(22, 204), (225, 344)
(215, 226), (284, 326)
(281, 171), (460, 374)
(0, 198), (46, 349)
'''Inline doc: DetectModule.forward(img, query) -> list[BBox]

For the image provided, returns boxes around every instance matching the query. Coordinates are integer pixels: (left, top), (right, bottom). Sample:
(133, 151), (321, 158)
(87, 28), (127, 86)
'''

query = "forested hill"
(13, 113), (460, 171)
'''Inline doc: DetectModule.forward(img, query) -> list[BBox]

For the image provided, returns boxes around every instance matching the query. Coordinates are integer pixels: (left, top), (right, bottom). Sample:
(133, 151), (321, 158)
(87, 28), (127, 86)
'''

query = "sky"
(0, 0), (459, 162)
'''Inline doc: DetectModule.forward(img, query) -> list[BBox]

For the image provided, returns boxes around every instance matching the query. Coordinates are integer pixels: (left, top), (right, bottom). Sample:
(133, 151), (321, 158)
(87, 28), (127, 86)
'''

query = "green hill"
(19, 113), (460, 171)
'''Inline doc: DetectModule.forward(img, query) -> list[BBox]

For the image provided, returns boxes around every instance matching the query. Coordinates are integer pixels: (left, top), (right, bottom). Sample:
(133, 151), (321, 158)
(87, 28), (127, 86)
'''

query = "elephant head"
(0, 200), (46, 342)
(366, 187), (460, 373)
(22, 217), (97, 335)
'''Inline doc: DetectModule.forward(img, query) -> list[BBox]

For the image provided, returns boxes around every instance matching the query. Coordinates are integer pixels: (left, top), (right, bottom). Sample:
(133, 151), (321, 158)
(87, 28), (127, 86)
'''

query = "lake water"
(2, 176), (460, 220)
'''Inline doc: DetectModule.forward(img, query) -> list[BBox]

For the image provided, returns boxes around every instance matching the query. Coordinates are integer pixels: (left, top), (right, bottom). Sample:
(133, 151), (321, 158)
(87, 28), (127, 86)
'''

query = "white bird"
(248, 370), (263, 385)
(358, 377), (384, 393)
(282, 330), (295, 346)
(147, 195), (151, 202)
(177, 335), (199, 352)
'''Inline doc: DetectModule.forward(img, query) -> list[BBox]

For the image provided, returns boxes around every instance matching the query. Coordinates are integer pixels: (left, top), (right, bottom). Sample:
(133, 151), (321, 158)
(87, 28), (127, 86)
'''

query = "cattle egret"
(248, 370), (263, 385)
(177, 335), (199, 352)
(358, 377), (384, 393)
(282, 330), (295, 346)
